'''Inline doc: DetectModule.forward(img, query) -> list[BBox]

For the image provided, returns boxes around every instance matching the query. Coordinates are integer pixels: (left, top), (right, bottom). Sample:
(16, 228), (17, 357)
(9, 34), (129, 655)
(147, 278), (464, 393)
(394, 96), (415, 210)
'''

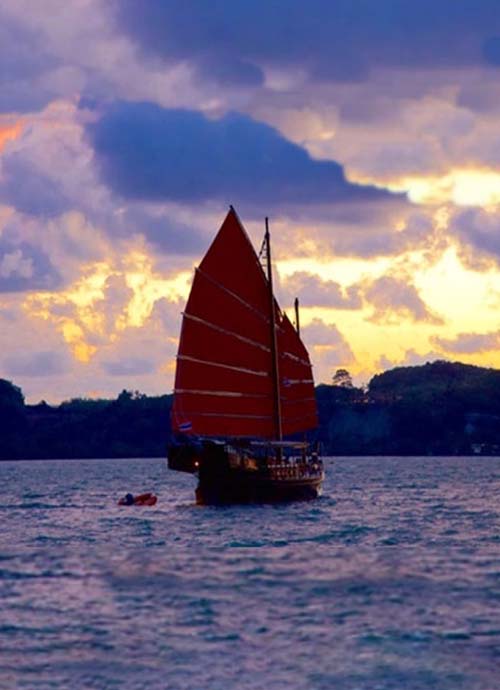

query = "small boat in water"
(168, 207), (324, 504)
(118, 492), (157, 506)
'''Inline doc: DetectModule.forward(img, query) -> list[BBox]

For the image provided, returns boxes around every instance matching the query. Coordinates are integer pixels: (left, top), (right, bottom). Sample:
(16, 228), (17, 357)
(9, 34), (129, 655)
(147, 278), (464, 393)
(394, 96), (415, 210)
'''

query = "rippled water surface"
(1, 456), (499, 690)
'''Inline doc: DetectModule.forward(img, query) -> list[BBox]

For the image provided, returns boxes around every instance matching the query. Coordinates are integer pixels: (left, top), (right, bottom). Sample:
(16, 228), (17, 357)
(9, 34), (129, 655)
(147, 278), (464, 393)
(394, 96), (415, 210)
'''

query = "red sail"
(171, 208), (318, 438)
(278, 313), (318, 436)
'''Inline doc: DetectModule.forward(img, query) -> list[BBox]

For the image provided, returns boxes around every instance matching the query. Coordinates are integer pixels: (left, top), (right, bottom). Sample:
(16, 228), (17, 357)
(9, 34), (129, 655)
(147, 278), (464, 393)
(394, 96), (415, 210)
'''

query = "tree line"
(2, 360), (500, 459)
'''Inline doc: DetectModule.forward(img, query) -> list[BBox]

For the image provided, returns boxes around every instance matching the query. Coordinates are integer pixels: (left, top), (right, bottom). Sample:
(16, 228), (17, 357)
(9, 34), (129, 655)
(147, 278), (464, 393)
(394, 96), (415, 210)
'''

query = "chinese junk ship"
(168, 207), (324, 504)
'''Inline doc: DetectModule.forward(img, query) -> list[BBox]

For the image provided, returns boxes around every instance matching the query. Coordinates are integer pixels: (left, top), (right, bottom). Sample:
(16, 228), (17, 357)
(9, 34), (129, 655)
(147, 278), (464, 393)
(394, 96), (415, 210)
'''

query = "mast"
(265, 217), (283, 441)
(294, 297), (300, 336)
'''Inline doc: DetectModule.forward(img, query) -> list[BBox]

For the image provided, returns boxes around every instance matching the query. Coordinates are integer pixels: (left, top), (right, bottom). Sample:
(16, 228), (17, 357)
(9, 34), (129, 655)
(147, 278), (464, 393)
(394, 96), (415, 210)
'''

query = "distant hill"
(2, 360), (500, 458)
(317, 360), (500, 455)
(369, 360), (500, 408)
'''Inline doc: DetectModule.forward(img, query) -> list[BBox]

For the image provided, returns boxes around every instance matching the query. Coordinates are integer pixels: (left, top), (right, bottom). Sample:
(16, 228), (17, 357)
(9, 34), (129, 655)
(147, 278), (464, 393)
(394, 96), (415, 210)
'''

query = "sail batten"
(183, 312), (271, 352)
(185, 271), (271, 346)
(175, 388), (270, 398)
(171, 208), (318, 438)
(187, 413), (272, 420)
(178, 355), (269, 377)
(281, 351), (313, 366)
(196, 268), (270, 323)
(282, 379), (315, 385)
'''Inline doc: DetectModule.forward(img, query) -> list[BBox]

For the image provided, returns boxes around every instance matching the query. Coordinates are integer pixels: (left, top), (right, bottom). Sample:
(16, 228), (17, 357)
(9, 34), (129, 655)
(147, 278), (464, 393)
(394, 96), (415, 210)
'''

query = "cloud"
(87, 101), (396, 210)
(0, 152), (72, 217)
(0, 101), (211, 270)
(0, 0), (192, 118)
(150, 297), (183, 336)
(0, 240), (61, 292)
(0, 248), (32, 280)
(0, 253), (183, 402)
(0, 9), (56, 113)
(0, 121), (23, 153)
(453, 208), (500, 263)
(115, 208), (207, 255)
(2, 0), (500, 405)
(431, 331), (500, 354)
(0, 101), (107, 222)
(291, 90), (481, 185)
(3, 350), (68, 377)
(301, 318), (355, 383)
(376, 349), (446, 371)
(265, 206), (439, 266)
(115, 1), (500, 87)
(328, 210), (437, 260)
(281, 272), (362, 309)
(362, 275), (444, 325)
(254, 73), (500, 198)
(483, 36), (500, 66)
(101, 357), (156, 376)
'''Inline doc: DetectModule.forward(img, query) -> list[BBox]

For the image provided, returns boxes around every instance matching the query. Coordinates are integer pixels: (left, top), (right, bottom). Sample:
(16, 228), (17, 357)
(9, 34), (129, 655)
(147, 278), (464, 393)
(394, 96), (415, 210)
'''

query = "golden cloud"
(351, 168), (500, 208)
(24, 250), (190, 364)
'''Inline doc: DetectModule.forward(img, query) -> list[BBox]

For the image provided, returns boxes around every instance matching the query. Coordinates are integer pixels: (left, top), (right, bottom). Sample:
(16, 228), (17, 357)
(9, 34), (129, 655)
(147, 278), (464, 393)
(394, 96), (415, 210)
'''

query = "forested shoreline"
(2, 360), (500, 459)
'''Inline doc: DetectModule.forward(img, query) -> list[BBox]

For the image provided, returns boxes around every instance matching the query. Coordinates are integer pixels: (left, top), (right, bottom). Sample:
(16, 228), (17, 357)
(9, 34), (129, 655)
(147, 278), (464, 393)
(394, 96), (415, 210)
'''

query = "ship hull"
(168, 439), (324, 505)
(196, 469), (322, 505)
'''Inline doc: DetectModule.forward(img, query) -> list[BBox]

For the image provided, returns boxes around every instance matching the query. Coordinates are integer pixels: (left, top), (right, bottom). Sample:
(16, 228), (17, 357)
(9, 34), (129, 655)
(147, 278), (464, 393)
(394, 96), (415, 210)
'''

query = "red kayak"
(118, 492), (157, 506)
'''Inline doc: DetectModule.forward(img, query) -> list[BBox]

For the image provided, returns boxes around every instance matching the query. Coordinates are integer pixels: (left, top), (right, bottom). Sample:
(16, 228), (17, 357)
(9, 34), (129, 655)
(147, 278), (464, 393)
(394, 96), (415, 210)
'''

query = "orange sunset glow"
(0, 121), (23, 152)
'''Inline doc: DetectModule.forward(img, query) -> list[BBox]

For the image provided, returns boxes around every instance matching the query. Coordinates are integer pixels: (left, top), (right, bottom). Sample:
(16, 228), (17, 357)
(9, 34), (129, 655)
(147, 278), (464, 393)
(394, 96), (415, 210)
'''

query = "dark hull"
(168, 439), (324, 505)
(196, 470), (322, 505)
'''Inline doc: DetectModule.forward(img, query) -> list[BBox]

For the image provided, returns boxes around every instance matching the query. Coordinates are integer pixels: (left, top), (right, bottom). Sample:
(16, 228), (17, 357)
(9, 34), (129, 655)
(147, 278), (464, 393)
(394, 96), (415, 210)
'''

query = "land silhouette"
(2, 360), (500, 459)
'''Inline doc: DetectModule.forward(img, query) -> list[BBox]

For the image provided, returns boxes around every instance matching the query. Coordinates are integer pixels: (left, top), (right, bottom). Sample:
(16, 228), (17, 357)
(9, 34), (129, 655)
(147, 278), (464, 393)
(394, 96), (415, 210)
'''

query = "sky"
(2, 1), (500, 403)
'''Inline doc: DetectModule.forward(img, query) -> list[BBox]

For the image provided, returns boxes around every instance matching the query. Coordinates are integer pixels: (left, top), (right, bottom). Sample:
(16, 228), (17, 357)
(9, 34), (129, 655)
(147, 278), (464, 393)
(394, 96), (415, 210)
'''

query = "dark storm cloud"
(114, 1), (500, 86)
(482, 36), (500, 66)
(87, 101), (394, 207)
(0, 239), (61, 293)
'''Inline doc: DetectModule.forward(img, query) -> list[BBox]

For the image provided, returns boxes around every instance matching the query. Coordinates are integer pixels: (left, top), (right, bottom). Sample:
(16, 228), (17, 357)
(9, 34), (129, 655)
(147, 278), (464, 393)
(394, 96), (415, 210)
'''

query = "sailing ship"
(167, 207), (324, 504)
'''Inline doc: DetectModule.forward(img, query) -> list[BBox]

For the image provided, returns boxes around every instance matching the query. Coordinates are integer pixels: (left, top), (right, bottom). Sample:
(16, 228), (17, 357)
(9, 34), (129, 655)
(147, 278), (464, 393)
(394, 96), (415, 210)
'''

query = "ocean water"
(0, 457), (499, 690)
